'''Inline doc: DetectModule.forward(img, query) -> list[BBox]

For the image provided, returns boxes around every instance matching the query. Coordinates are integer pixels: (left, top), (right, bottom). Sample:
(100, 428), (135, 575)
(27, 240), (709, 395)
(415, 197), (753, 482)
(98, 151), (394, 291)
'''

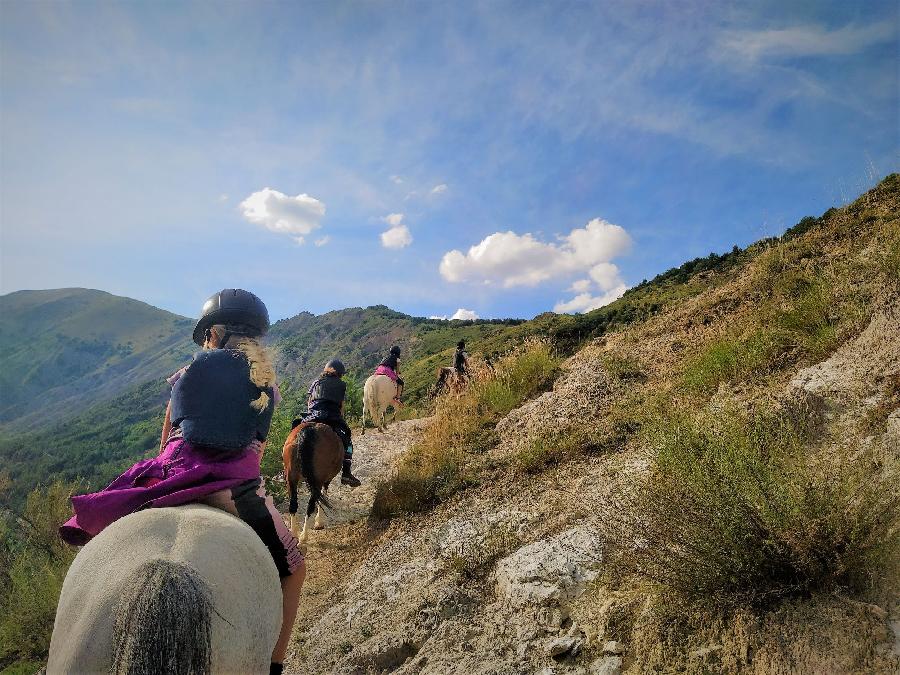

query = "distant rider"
(454, 340), (470, 378)
(374, 345), (404, 405)
(302, 359), (361, 487)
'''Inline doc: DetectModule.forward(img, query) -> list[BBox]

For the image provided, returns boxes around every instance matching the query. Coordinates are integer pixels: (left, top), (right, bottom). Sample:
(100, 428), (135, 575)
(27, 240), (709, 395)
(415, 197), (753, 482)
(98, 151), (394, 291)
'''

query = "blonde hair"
(210, 325), (276, 412)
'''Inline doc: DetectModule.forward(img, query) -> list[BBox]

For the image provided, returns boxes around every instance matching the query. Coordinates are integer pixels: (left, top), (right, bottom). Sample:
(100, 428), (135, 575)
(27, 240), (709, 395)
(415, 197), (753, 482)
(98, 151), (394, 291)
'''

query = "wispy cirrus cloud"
(720, 21), (895, 61)
(239, 188), (325, 245)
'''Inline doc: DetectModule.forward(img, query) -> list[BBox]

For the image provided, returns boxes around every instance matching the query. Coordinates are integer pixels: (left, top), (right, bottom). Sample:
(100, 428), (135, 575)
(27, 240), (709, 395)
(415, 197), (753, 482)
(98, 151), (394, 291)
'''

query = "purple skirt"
(59, 438), (263, 546)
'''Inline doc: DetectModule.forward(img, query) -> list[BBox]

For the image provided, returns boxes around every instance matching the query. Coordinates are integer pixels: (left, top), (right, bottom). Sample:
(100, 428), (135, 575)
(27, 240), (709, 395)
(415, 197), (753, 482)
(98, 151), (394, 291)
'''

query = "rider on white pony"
(302, 359), (361, 487)
(58, 289), (303, 675)
(374, 345), (404, 405)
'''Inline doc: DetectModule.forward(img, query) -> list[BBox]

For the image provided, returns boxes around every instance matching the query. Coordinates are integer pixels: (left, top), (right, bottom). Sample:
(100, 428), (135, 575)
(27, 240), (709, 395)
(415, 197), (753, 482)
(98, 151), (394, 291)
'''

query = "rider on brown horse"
(302, 359), (361, 487)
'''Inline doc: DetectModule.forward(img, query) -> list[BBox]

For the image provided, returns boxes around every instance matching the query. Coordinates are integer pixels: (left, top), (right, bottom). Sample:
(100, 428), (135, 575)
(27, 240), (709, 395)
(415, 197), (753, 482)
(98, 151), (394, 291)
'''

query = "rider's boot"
(341, 454), (361, 487)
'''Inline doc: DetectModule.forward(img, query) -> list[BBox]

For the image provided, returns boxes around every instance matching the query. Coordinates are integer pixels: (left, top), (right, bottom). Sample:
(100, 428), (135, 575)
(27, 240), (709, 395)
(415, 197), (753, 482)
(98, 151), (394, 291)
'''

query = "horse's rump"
(48, 505), (281, 674)
(363, 374), (397, 432)
(283, 422), (343, 518)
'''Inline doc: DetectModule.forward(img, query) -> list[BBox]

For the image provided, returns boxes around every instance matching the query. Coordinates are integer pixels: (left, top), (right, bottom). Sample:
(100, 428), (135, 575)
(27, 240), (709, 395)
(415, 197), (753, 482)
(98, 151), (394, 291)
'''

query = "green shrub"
(0, 482), (78, 670)
(608, 407), (900, 609)
(683, 274), (839, 393)
(880, 222), (900, 286)
(515, 428), (595, 474)
(600, 352), (646, 381)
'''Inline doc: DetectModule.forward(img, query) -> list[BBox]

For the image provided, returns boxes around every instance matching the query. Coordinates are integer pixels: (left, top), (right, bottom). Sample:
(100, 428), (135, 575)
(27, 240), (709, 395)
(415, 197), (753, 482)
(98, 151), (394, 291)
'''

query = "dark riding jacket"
(454, 348), (469, 374)
(170, 349), (275, 450)
(304, 374), (351, 449)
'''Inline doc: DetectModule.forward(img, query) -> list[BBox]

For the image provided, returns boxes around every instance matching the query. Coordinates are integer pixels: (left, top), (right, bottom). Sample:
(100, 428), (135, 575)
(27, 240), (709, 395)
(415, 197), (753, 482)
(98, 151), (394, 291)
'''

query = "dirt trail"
(283, 418), (426, 671)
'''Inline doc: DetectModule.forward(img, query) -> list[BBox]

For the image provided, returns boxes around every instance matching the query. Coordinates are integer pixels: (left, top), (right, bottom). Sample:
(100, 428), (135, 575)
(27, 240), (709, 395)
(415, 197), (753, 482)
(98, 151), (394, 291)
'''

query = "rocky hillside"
(282, 175), (900, 674)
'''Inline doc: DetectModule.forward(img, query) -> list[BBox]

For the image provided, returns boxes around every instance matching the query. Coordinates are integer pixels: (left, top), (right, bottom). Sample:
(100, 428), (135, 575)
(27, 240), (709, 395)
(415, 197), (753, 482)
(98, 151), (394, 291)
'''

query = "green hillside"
(0, 288), (195, 430)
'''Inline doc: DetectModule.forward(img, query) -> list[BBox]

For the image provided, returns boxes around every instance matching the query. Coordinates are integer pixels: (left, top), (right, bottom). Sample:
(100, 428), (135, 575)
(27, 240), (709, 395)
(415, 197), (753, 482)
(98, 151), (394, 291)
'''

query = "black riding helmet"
(325, 359), (346, 376)
(390, 345), (401, 356)
(457, 340), (465, 349)
(192, 289), (270, 346)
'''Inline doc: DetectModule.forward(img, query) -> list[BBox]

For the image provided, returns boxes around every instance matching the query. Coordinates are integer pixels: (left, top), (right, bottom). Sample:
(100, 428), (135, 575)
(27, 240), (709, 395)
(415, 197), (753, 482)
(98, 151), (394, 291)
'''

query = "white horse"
(48, 504), (281, 674)
(362, 373), (397, 433)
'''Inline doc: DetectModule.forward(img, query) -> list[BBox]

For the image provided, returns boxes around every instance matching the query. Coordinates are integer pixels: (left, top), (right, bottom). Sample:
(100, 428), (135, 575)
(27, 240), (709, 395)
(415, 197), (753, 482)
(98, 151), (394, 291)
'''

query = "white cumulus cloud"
(553, 284), (628, 314)
(431, 183), (448, 195)
(380, 213), (412, 249)
(554, 260), (629, 314)
(439, 218), (631, 288)
(451, 308), (479, 320)
(570, 279), (592, 293)
(240, 188), (325, 245)
(588, 262), (623, 291)
(429, 308), (480, 321)
(314, 236), (331, 247)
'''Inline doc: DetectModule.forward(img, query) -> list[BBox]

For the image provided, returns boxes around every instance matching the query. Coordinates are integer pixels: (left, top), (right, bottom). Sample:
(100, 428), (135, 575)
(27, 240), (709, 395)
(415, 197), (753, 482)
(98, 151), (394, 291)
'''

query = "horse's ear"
(291, 418), (303, 429)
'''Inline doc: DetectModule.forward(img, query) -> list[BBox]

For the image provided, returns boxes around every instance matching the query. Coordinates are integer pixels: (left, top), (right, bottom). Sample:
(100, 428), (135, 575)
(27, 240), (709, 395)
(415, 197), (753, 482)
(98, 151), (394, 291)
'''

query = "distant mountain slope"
(0, 288), (195, 430)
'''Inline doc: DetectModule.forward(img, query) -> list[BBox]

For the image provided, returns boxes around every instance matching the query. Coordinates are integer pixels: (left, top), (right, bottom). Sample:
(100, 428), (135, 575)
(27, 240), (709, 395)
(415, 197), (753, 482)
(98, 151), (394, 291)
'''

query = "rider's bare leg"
(272, 559), (305, 664)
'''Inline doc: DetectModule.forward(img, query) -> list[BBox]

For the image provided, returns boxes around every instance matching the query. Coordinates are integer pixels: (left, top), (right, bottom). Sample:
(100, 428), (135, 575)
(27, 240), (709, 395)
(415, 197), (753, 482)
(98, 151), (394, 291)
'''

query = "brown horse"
(282, 421), (344, 543)
(429, 366), (466, 398)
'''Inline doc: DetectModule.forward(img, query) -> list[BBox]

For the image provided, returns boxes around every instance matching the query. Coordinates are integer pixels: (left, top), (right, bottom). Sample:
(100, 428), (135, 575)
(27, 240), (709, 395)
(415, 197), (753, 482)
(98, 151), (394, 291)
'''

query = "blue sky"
(1, 1), (897, 321)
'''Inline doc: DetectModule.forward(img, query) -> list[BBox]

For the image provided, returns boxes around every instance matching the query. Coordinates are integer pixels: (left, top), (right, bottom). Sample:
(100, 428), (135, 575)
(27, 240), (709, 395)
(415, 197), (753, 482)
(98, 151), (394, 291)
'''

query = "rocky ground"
(279, 298), (900, 673)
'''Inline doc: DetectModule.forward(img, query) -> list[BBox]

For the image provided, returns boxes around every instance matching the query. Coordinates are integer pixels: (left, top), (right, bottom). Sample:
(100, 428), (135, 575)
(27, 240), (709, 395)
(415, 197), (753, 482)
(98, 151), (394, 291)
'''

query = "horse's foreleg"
(313, 503), (325, 531)
(298, 513), (310, 543)
(361, 400), (367, 435)
(288, 478), (300, 537)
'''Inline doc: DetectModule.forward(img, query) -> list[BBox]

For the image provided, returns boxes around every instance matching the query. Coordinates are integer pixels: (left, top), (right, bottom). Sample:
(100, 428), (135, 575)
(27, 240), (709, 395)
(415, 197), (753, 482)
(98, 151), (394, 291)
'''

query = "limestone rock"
(546, 635), (583, 658)
(589, 656), (623, 675)
(495, 527), (603, 608)
(601, 640), (624, 655)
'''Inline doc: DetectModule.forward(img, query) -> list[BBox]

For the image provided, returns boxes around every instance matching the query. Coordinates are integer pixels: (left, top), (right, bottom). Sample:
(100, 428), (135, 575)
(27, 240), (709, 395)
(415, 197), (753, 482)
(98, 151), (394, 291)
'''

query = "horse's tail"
(297, 425), (332, 516)
(111, 559), (213, 675)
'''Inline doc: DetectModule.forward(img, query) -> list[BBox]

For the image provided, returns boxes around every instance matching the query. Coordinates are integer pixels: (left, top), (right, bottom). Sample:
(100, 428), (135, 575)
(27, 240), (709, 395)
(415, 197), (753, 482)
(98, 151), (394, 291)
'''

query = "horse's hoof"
(313, 523), (325, 531)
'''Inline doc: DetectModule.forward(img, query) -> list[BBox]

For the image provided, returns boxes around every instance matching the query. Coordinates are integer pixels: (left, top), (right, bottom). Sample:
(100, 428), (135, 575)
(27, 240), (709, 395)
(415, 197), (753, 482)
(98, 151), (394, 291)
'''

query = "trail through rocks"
(283, 418), (426, 670)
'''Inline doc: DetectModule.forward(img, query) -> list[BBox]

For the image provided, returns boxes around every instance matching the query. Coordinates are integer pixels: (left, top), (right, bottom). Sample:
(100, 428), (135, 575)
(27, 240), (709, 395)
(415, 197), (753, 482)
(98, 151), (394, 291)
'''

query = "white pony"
(48, 504), (281, 675)
(362, 373), (397, 433)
